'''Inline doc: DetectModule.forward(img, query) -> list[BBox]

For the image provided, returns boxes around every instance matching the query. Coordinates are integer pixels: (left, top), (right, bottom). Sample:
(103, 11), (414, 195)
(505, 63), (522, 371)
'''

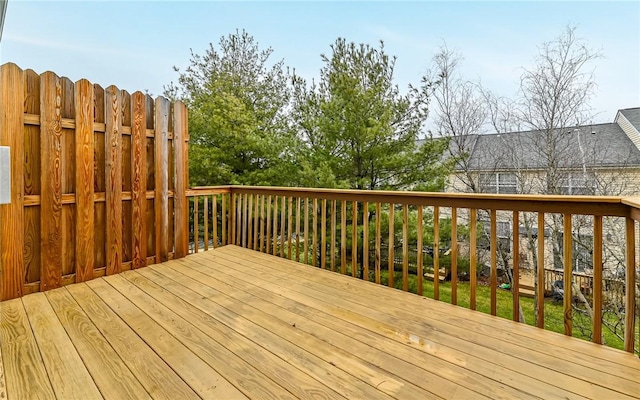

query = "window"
(555, 233), (593, 273)
(558, 173), (596, 195)
(479, 173), (517, 194)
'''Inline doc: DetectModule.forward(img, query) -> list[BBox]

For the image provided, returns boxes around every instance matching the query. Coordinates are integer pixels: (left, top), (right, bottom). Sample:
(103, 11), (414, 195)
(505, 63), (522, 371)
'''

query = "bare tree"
(430, 45), (488, 192)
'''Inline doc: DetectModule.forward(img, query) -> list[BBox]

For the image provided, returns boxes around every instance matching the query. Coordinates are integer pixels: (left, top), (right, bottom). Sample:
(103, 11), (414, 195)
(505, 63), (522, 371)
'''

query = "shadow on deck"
(1, 245), (639, 399)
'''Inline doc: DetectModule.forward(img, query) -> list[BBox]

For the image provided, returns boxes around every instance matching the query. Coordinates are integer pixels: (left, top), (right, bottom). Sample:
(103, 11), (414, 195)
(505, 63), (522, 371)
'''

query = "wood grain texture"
(0, 64), (25, 299)
(23, 70), (41, 286)
(22, 292), (102, 399)
(104, 273), (293, 400)
(105, 86), (123, 276)
(154, 97), (170, 263)
(213, 246), (640, 399)
(75, 79), (95, 282)
(0, 298), (55, 398)
(131, 92), (147, 269)
(40, 71), (64, 291)
(173, 102), (188, 258)
(67, 283), (200, 399)
(45, 286), (151, 399)
(120, 91), (133, 265)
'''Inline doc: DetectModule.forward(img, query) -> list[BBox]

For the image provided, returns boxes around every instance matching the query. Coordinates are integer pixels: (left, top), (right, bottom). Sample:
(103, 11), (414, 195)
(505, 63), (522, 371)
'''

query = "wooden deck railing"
(188, 186), (640, 355)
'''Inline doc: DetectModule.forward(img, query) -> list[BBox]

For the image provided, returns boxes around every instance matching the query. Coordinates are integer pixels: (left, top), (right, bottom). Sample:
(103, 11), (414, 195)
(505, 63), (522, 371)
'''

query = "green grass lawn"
(290, 246), (635, 352)
(369, 270), (631, 351)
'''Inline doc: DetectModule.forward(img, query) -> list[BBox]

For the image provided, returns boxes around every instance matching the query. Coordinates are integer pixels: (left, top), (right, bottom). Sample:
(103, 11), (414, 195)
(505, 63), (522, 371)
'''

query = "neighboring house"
(447, 107), (640, 196)
(444, 107), (640, 281)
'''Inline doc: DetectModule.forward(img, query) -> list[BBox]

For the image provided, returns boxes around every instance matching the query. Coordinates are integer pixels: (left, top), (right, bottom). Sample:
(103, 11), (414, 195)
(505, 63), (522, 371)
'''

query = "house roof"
(453, 108), (640, 171)
(619, 107), (640, 127)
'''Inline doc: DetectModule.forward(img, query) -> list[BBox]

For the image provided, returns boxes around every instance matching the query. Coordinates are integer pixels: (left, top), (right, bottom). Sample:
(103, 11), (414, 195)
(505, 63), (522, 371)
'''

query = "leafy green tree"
(166, 30), (300, 186)
(292, 38), (450, 191)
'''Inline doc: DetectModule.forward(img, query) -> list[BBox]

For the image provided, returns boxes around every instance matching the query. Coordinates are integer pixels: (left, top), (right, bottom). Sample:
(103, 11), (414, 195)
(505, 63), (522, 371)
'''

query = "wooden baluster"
(451, 208), (458, 305)
(402, 204), (409, 291)
(416, 206), (423, 296)
(254, 195), (260, 251)
(341, 200), (347, 274)
(280, 196), (286, 258)
(331, 200), (336, 271)
(242, 194), (248, 248)
(212, 195), (218, 249)
(375, 203), (381, 284)
(204, 196), (209, 251)
(296, 197), (301, 262)
(490, 209), (497, 315)
(248, 194), (253, 249)
(272, 195), (278, 256)
(304, 198), (309, 264)
(287, 197), (293, 258)
(222, 194), (227, 246)
(563, 214), (572, 336)
(352, 201), (358, 278)
(259, 195), (265, 252)
(266, 195), (272, 254)
(537, 212), (545, 328)
(434, 206), (440, 300)
(312, 198), (318, 265)
(592, 215), (603, 344)
(321, 199), (327, 269)
(388, 204), (395, 288)
(194, 197), (199, 253)
(363, 202), (369, 281)
(469, 209), (477, 310)
(512, 211), (520, 322)
(624, 218), (636, 353)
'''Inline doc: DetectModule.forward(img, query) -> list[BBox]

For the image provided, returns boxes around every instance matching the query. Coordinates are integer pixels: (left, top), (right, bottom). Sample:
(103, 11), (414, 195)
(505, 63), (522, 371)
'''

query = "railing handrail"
(187, 185), (640, 219)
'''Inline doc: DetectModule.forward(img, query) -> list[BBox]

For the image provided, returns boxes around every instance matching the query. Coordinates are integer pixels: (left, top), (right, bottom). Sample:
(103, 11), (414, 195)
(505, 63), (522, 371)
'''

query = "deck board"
(1, 245), (639, 400)
(209, 247), (640, 398)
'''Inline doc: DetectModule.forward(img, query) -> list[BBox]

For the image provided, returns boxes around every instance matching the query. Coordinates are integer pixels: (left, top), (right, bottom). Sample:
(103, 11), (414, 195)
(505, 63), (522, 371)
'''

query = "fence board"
(174, 102), (188, 257)
(131, 92), (147, 269)
(154, 97), (170, 263)
(105, 86), (122, 276)
(0, 64), (25, 299)
(74, 80), (94, 282)
(39, 71), (63, 291)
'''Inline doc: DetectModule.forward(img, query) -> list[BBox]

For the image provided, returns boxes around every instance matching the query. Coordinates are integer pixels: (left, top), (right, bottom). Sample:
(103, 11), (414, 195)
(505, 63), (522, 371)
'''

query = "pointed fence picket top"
(0, 63), (189, 300)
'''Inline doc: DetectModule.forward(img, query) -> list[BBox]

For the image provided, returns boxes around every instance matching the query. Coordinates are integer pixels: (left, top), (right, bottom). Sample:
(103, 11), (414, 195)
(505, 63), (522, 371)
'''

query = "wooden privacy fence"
(0, 63), (189, 300)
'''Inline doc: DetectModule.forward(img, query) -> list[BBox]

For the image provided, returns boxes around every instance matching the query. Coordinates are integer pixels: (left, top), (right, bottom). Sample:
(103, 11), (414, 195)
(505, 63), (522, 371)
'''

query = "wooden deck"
(1, 246), (639, 399)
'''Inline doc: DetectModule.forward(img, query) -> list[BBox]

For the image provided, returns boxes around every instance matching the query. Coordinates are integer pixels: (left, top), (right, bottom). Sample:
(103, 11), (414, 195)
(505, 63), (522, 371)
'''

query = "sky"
(1, 0), (639, 127)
